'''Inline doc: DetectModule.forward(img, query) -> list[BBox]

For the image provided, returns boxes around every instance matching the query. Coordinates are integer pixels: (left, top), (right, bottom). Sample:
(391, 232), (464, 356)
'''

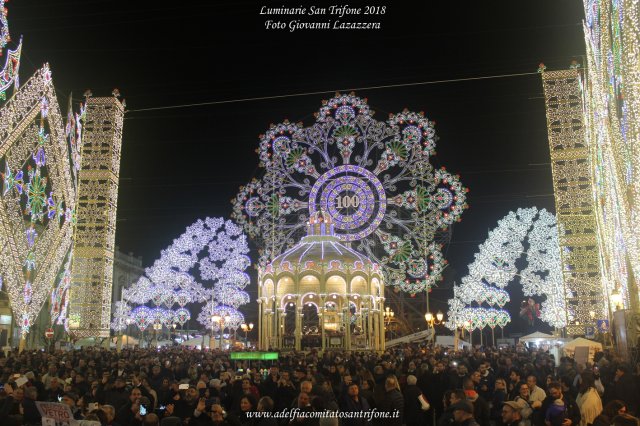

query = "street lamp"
(610, 287), (623, 311)
(383, 307), (395, 339)
(152, 322), (162, 348)
(424, 310), (444, 344)
(223, 315), (231, 349)
(211, 314), (221, 349)
(125, 318), (132, 347)
(241, 322), (254, 348)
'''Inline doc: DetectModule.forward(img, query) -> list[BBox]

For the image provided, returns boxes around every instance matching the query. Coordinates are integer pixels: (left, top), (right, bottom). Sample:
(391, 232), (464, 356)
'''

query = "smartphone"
(139, 405), (147, 416)
(178, 383), (189, 390)
(159, 405), (166, 411)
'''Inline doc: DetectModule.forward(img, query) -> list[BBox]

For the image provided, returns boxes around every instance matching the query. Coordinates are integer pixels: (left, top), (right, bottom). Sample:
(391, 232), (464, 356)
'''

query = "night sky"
(9, 0), (587, 333)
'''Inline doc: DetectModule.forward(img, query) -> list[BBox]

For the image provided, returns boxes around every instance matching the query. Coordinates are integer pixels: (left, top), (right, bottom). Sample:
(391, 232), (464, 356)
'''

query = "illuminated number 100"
(336, 195), (360, 209)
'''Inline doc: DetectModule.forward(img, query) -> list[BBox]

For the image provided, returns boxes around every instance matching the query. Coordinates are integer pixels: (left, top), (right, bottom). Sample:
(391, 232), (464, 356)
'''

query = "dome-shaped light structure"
(258, 214), (385, 352)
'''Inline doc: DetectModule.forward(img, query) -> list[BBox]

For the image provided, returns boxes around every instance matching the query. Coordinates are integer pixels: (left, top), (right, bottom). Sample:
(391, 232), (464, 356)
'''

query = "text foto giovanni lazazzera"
(260, 5), (387, 32)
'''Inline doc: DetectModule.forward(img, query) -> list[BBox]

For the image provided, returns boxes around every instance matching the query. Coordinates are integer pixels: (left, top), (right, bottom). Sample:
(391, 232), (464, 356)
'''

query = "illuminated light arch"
(119, 217), (251, 334)
(446, 207), (569, 331)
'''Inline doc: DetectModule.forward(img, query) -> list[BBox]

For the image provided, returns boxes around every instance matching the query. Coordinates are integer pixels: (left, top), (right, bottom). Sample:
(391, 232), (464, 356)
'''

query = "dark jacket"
(591, 413), (611, 426)
(21, 395), (42, 425)
(467, 393), (490, 426)
(403, 384), (425, 426)
(340, 394), (372, 426)
(115, 401), (143, 426)
(437, 406), (455, 426)
(491, 390), (508, 425)
(378, 388), (404, 426)
(459, 417), (481, 426)
(610, 374), (638, 414)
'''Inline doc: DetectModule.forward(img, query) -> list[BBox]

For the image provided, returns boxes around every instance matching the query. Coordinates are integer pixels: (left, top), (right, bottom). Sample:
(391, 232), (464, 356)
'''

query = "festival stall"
(563, 337), (602, 363)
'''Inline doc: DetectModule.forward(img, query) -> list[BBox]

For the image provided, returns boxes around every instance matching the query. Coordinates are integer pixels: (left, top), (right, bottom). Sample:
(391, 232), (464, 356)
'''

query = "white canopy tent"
(436, 335), (471, 349)
(518, 331), (556, 344)
(180, 336), (209, 347)
(563, 337), (603, 363)
(111, 335), (139, 346)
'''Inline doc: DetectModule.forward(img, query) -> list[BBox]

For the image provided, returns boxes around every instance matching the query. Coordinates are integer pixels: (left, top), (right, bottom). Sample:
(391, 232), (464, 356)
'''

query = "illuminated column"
(276, 307), (283, 348)
(320, 295), (326, 351)
(269, 309), (275, 349)
(70, 96), (125, 338)
(295, 304), (302, 351)
(541, 69), (604, 335)
(366, 303), (373, 348)
(257, 299), (263, 350)
(344, 305), (351, 350)
(372, 310), (380, 351)
(379, 310), (385, 351)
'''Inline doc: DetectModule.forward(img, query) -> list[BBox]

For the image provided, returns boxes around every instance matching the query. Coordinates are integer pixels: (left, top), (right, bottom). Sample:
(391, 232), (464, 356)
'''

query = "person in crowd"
(592, 400), (626, 426)
(540, 382), (581, 426)
(502, 401), (524, 426)
(609, 365), (638, 414)
(0, 342), (636, 426)
(275, 371), (297, 411)
(611, 413), (640, 426)
(379, 375), (403, 426)
(576, 371), (602, 426)
(236, 394), (256, 425)
(402, 375), (425, 426)
(254, 396), (277, 426)
(509, 369), (526, 400)
(545, 397), (566, 426)
(451, 400), (480, 426)
(491, 379), (509, 426)
(528, 376), (547, 404)
(340, 383), (371, 426)
(463, 377), (490, 426)
(62, 392), (84, 420)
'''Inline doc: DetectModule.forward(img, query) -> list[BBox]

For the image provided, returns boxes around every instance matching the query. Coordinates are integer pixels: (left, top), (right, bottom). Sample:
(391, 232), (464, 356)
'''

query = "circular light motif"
(244, 197), (263, 217)
(335, 105), (355, 121)
(309, 165), (386, 241)
(402, 125), (422, 144)
(434, 188), (454, 210)
(272, 136), (291, 156)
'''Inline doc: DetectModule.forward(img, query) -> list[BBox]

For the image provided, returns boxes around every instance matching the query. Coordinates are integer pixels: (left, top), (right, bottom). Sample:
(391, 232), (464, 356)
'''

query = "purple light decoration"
(309, 165), (386, 241)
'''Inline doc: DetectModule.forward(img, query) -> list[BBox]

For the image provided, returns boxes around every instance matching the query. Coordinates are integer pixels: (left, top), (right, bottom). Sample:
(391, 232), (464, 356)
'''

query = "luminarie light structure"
(447, 207), (567, 331)
(0, 60), (80, 343)
(258, 211), (385, 351)
(119, 217), (251, 333)
(69, 94), (125, 339)
(580, 0), (640, 315)
(233, 93), (468, 293)
(539, 65), (605, 334)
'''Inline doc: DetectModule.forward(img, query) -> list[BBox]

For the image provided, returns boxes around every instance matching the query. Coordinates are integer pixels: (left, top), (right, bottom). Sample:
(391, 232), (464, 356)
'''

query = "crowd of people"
(0, 343), (639, 426)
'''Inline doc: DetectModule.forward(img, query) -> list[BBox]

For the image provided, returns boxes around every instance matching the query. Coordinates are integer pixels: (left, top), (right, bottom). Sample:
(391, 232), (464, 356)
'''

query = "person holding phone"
(116, 388), (144, 425)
